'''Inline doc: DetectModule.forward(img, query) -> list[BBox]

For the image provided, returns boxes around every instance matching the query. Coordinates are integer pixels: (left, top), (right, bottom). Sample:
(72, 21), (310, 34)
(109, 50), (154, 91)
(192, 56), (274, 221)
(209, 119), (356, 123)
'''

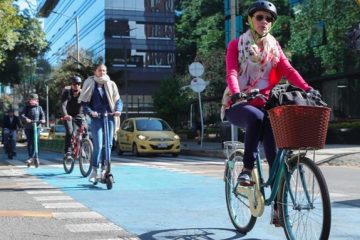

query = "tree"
(0, 13), (48, 85)
(175, 0), (225, 74)
(152, 77), (190, 129)
(288, 0), (360, 76)
(0, 0), (22, 65)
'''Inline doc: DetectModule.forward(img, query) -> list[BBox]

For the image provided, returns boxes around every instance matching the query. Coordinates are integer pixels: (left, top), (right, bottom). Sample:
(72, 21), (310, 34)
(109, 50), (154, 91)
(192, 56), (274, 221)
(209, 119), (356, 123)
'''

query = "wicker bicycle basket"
(268, 105), (331, 149)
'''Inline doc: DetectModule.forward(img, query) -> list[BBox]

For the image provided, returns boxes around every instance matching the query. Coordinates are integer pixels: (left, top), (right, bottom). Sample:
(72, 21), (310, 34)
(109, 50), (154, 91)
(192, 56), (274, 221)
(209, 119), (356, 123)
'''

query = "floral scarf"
(237, 29), (279, 92)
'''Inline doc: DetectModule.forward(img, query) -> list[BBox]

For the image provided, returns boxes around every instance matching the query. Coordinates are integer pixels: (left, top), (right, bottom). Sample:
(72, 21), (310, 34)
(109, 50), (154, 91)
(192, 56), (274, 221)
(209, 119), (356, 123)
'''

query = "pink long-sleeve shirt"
(226, 38), (311, 106)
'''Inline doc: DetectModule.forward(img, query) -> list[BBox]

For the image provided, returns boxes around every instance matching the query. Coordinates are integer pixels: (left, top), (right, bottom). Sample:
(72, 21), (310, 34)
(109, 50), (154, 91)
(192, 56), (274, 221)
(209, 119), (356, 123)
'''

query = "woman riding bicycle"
(222, 1), (320, 225)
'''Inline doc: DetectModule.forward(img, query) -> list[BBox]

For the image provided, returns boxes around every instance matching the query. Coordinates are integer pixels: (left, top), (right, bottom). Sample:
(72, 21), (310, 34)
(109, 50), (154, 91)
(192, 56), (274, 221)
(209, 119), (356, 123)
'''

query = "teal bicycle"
(224, 105), (331, 240)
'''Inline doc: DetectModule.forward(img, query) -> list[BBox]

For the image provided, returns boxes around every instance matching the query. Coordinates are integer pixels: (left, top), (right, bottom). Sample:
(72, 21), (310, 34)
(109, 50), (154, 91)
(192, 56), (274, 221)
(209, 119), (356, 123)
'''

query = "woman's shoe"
(237, 170), (253, 186)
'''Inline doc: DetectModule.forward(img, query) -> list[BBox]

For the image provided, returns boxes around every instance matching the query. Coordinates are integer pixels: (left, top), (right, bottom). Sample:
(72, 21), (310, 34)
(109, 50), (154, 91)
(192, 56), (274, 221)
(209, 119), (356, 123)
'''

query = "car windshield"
(135, 119), (172, 131)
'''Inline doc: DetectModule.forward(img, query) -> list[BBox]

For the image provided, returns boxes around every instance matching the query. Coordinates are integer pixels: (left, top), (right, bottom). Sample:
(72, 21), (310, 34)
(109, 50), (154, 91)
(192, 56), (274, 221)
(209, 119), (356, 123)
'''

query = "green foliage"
(152, 77), (190, 129)
(0, 0), (22, 64)
(0, 12), (48, 85)
(288, 0), (360, 76)
(175, 0), (225, 74)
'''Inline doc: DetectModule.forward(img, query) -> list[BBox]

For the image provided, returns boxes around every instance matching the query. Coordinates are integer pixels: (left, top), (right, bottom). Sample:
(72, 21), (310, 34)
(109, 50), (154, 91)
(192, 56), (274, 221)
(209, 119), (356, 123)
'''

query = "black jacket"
(2, 115), (22, 130)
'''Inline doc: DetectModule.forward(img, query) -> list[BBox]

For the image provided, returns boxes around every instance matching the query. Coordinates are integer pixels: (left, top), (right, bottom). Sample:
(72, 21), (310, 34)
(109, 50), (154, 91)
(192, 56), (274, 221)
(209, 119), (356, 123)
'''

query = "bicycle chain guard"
(236, 170), (265, 217)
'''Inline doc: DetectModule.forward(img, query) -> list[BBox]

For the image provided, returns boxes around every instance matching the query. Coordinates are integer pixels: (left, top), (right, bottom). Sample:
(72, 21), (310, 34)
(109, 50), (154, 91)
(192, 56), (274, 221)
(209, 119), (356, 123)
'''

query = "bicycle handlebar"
(232, 89), (266, 107)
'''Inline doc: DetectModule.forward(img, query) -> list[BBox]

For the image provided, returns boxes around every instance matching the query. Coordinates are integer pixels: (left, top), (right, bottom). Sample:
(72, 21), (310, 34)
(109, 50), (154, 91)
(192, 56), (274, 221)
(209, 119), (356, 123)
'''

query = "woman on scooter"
(78, 63), (123, 183)
(20, 93), (46, 163)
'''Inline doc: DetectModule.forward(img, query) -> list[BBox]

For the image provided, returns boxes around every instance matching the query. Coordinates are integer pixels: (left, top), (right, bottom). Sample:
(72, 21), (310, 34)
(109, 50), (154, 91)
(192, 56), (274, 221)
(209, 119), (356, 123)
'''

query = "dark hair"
(248, 0), (277, 20)
(93, 63), (106, 71)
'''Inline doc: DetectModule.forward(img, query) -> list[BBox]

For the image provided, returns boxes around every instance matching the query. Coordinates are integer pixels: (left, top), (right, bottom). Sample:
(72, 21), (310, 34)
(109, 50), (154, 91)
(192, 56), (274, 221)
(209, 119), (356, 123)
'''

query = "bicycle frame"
(255, 148), (287, 206)
(253, 148), (315, 208)
(71, 122), (86, 159)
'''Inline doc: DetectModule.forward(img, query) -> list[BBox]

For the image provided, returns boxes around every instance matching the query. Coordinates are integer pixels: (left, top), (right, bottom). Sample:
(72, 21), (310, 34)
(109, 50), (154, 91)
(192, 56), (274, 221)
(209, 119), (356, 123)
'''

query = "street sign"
(188, 62), (204, 77)
(190, 77), (207, 93)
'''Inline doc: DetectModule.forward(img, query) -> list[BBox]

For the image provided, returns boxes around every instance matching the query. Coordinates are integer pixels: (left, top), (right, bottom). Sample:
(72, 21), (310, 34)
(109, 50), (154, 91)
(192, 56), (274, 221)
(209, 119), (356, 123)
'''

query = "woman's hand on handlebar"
(113, 111), (121, 117)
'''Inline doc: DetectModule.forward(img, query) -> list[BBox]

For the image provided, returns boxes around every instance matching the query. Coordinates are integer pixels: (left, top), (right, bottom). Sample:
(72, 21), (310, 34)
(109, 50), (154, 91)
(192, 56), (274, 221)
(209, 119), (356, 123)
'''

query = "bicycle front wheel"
(278, 155), (331, 240)
(79, 138), (93, 177)
(63, 155), (75, 174)
(225, 150), (256, 233)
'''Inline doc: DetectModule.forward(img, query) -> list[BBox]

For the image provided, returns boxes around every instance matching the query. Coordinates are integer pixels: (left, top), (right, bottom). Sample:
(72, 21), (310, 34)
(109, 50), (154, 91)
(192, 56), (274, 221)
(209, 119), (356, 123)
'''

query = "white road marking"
(42, 202), (86, 209)
(65, 223), (124, 232)
(53, 211), (104, 219)
(34, 195), (73, 201)
(26, 190), (63, 195)
(330, 192), (349, 198)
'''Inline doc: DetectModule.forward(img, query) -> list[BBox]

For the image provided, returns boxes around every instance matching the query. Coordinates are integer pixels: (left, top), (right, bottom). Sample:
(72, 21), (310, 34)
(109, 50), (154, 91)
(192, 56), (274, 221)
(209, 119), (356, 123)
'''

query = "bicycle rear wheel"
(79, 138), (93, 177)
(225, 150), (256, 233)
(278, 155), (331, 240)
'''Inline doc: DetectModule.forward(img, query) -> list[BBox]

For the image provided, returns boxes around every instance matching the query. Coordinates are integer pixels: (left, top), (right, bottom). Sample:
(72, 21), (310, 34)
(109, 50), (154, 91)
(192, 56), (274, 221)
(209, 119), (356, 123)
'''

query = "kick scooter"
(27, 121), (40, 168)
(93, 112), (114, 190)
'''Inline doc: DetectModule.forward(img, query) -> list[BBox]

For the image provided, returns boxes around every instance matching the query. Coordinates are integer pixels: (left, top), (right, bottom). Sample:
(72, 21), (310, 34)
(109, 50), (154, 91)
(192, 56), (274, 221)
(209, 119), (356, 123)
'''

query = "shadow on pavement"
(332, 199), (360, 208)
(138, 227), (263, 240)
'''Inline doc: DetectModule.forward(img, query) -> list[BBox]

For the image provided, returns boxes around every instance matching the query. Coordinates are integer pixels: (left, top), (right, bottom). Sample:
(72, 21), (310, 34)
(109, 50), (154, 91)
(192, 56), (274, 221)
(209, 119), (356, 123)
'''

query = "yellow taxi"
(39, 127), (50, 140)
(116, 117), (181, 157)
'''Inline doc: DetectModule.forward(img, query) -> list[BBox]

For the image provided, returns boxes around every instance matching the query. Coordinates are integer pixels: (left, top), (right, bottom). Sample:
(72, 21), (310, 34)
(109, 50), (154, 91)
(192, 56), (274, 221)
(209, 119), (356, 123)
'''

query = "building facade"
(37, 0), (177, 117)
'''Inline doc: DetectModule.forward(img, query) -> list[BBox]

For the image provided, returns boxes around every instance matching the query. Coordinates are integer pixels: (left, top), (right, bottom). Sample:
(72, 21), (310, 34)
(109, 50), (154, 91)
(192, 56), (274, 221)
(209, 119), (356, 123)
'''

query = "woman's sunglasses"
(254, 14), (274, 23)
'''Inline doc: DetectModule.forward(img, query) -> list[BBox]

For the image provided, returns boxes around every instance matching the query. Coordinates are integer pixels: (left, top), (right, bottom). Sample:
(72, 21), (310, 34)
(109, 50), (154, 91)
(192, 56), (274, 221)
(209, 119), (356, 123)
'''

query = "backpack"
(265, 84), (327, 110)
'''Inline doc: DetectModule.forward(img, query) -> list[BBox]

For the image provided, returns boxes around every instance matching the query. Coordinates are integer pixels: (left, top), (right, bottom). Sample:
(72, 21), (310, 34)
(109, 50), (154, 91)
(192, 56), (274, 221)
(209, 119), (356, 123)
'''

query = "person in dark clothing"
(60, 76), (85, 159)
(2, 109), (22, 157)
(20, 93), (46, 162)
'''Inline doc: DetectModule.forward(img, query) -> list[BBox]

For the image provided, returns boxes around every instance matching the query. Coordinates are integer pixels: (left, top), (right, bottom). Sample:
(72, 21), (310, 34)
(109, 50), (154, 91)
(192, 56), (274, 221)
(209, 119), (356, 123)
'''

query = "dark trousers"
(225, 103), (276, 170)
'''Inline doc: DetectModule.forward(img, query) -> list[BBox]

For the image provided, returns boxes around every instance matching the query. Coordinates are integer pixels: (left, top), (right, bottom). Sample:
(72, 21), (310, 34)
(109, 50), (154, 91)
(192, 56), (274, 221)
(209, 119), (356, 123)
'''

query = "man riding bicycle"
(61, 76), (86, 159)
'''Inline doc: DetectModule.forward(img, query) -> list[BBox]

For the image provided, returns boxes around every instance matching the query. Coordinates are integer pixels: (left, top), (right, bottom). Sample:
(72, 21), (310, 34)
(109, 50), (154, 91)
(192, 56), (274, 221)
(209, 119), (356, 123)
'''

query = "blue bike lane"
(26, 164), (359, 240)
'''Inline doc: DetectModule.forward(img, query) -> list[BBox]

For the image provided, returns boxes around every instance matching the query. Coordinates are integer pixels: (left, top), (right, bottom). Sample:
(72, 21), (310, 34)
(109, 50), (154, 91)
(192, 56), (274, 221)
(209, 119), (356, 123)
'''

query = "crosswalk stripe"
(26, 190), (63, 195)
(34, 195), (73, 201)
(18, 184), (57, 189)
(42, 202), (86, 209)
(53, 211), (104, 219)
(65, 223), (124, 232)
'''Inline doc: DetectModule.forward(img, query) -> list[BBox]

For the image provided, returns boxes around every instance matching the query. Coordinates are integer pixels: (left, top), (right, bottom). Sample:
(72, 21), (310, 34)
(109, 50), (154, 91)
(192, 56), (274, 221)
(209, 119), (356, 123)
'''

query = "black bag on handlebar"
(265, 84), (327, 110)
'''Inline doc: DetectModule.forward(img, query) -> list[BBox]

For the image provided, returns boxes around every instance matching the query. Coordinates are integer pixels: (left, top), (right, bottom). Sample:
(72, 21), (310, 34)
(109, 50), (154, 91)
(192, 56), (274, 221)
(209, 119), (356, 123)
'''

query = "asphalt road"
(0, 146), (359, 240)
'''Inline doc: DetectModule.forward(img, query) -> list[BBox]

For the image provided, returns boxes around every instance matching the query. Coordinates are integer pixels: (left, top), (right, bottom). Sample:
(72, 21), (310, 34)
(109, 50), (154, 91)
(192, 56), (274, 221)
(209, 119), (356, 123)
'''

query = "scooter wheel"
(34, 158), (39, 168)
(106, 175), (113, 190)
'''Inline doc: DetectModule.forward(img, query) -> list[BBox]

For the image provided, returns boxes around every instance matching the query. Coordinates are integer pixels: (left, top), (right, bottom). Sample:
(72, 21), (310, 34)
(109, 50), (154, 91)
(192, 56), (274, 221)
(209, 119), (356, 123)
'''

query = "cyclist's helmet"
(248, 0), (277, 20)
(70, 76), (82, 84)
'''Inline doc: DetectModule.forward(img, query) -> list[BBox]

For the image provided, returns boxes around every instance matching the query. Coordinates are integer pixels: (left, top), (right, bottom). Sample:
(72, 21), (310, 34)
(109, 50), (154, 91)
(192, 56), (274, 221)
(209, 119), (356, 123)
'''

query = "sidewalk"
(181, 140), (360, 167)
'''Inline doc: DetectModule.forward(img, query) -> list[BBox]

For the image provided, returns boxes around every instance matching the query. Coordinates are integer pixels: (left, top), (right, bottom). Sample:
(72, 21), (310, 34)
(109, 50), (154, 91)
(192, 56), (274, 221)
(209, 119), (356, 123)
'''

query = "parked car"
(116, 117), (181, 157)
(39, 127), (50, 140)
(48, 125), (66, 140)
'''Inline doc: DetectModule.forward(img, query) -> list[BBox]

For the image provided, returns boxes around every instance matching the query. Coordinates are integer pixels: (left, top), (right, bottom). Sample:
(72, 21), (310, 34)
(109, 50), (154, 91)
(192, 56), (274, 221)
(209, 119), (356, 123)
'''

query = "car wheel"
(132, 143), (140, 157)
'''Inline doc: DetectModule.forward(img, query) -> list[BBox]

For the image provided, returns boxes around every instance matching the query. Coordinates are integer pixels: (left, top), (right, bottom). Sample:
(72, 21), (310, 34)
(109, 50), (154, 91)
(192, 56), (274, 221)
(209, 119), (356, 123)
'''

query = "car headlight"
(137, 134), (148, 141)
(174, 134), (180, 140)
